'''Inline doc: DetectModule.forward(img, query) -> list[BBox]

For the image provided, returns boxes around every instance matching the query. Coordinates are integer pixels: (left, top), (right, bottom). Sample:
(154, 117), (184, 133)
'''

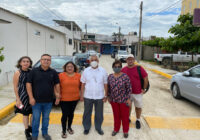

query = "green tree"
(0, 47), (4, 73)
(167, 13), (200, 53)
(142, 14), (200, 54)
(142, 37), (165, 48)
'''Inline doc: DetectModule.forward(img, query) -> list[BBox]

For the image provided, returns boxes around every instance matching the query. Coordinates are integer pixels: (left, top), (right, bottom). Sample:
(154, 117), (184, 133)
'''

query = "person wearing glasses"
(27, 54), (60, 140)
(80, 55), (108, 136)
(107, 60), (132, 138)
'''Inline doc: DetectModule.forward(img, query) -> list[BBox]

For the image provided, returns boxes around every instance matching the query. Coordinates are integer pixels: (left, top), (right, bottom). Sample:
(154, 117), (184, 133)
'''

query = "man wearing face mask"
(80, 55), (108, 135)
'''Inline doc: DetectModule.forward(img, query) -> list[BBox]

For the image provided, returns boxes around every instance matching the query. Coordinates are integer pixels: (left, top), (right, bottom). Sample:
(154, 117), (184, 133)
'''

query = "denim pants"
(32, 103), (52, 137)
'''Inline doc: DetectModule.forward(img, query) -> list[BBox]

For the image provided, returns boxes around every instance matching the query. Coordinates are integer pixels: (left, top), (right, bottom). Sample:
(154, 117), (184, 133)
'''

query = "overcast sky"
(0, 0), (182, 37)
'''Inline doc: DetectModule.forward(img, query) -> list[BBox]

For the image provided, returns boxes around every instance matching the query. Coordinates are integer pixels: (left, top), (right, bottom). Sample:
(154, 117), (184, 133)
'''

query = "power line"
(37, 0), (64, 20)
(143, 0), (182, 22)
(142, 0), (183, 24)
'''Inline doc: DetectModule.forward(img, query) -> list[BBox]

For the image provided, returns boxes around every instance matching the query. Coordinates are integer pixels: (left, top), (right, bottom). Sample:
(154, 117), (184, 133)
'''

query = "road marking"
(10, 113), (136, 127)
(10, 113), (200, 130)
(144, 116), (200, 130)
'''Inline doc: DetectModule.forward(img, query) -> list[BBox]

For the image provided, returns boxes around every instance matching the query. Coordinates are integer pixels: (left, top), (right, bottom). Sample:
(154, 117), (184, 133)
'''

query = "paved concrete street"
(0, 55), (200, 140)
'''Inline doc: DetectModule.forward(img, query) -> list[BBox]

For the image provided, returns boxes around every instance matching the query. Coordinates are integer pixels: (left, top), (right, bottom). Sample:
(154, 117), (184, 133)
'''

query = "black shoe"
(42, 134), (52, 140)
(111, 131), (118, 136)
(28, 126), (32, 133)
(129, 118), (131, 123)
(97, 129), (104, 135)
(124, 133), (129, 138)
(136, 120), (141, 129)
(83, 130), (89, 135)
(32, 136), (38, 140)
(25, 129), (32, 140)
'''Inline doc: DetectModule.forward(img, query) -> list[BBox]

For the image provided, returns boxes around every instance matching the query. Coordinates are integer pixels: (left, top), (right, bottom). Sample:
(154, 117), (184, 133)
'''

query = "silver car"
(170, 64), (200, 105)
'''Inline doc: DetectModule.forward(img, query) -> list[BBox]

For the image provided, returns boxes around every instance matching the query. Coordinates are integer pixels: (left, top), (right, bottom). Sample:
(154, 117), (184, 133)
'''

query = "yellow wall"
(181, 0), (200, 15)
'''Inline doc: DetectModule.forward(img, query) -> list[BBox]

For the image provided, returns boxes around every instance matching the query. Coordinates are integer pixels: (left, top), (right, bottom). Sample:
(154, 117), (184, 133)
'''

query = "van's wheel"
(172, 83), (181, 99)
(162, 58), (170, 66)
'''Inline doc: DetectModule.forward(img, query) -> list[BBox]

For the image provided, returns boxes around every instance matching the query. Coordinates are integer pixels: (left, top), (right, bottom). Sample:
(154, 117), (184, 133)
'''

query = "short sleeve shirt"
(27, 66), (60, 103)
(59, 72), (81, 101)
(121, 66), (148, 94)
(81, 66), (108, 99)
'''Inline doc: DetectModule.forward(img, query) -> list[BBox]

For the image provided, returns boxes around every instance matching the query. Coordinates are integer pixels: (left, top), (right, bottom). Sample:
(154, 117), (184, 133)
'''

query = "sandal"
(61, 131), (67, 138)
(67, 128), (74, 135)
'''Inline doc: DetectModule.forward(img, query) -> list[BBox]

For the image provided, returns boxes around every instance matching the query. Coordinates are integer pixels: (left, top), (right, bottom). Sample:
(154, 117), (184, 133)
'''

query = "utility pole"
(137, 1), (143, 63)
(85, 24), (88, 51)
(118, 26), (121, 50)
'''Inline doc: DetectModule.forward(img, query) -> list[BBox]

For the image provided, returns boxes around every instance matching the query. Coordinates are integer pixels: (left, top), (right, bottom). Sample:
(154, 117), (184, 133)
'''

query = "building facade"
(54, 20), (82, 55)
(181, 0), (200, 15)
(0, 7), (66, 86)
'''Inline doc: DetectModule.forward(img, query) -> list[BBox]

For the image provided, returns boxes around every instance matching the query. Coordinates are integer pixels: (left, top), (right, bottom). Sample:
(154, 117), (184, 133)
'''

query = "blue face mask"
(113, 67), (122, 73)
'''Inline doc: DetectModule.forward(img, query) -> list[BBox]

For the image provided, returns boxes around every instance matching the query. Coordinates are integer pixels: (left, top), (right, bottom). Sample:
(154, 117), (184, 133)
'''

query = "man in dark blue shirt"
(27, 54), (60, 140)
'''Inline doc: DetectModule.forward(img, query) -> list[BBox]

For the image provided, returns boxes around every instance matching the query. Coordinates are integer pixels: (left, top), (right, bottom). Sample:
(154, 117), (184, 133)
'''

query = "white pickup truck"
(154, 51), (200, 65)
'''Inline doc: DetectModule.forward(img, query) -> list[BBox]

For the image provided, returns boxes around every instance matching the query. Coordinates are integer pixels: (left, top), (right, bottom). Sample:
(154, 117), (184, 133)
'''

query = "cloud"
(0, 0), (182, 37)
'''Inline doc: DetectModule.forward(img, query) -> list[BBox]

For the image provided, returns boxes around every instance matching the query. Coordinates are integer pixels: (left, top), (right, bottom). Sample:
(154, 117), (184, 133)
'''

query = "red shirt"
(121, 66), (148, 94)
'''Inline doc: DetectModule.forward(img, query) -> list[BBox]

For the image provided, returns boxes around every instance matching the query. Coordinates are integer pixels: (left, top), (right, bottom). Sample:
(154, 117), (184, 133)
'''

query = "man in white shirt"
(80, 55), (108, 135)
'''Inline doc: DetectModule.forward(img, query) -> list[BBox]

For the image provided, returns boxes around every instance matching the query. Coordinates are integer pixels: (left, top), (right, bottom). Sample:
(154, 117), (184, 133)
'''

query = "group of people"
(13, 53), (148, 140)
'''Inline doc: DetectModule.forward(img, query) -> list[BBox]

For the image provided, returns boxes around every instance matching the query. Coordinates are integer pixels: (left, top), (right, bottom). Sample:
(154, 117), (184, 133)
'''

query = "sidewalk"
(0, 83), (15, 109)
(0, 83), (15, 120)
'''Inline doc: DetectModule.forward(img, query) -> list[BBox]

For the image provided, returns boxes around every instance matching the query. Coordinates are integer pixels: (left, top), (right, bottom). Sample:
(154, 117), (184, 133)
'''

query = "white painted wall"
(124, 34), (139, 46)
(54, 25), (82, 55)
(0, 8), (66, 86)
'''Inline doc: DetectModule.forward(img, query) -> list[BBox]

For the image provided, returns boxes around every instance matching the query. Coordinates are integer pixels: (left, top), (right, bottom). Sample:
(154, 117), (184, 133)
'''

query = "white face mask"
(90, 61), (98, 68)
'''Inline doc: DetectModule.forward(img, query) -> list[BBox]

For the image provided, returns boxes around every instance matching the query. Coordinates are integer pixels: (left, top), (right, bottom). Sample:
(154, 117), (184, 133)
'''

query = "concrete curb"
(147, 68), (172, 79)
(0, 101), (15, 120)
(135, 62), (173, 79)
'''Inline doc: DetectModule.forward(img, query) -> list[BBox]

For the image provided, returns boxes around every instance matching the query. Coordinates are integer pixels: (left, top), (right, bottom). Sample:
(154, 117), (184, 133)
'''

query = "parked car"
(115, 50), (129, 62)
(87, 50), (101, 58)
(75, 53), (90, 70)
(33, 55), (80, 105)
(170, 64), (200, 105)
(33, 55), (80, 73)
(154, 51), (200, 66)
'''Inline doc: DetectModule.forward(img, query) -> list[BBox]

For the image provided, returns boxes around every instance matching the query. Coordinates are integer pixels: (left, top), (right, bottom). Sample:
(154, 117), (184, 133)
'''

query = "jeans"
(32, 103), (52, 137)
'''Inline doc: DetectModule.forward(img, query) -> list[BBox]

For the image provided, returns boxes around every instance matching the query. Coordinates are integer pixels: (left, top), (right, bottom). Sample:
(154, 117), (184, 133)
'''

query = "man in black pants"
(80, 55), (108, 135)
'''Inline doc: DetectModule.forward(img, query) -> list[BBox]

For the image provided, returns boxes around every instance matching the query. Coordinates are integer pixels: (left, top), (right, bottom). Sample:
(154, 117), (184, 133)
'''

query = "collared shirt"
(81, 66), (108, 99)
(27, 66), (60, 103)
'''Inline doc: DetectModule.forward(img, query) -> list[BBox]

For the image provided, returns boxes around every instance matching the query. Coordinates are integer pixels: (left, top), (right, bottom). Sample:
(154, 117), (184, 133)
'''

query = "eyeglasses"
(41, 59), (51, 61)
